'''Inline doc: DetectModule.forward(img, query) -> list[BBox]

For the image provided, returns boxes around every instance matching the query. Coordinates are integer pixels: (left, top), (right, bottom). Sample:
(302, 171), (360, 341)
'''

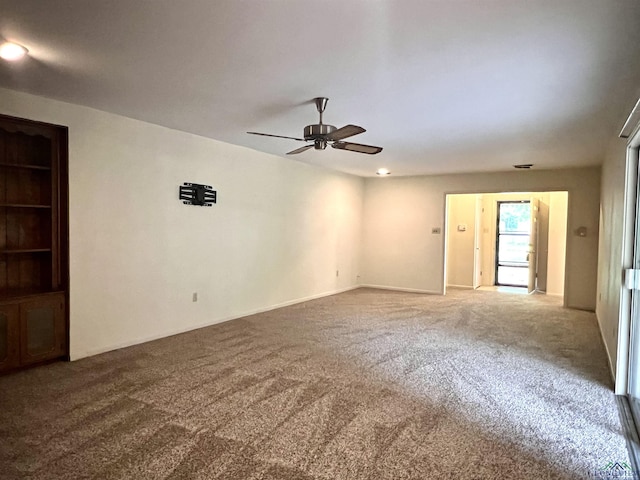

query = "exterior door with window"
(495, 201), (531, 287)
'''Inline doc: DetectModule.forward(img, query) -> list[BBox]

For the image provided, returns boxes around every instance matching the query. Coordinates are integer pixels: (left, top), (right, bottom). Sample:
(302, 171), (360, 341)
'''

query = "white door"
(527, 198), (539, 294)
(536, 200), (550, 292)
(473, 196), (483, 289)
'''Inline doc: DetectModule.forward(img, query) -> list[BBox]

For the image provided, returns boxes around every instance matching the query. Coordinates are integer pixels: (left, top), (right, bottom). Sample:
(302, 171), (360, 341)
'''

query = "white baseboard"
(359, 284), (442, 295)
(71, 285), (360, 361)
(446, 284), (474, 290)
(596, 311), (618, 390)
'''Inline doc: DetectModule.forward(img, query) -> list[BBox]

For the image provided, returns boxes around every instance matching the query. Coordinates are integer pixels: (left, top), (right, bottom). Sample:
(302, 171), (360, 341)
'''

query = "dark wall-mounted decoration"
(179, 182), (217, 207)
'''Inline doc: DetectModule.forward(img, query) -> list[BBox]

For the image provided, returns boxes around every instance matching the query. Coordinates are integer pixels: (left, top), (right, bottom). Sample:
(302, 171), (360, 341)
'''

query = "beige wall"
(0, 87), (365, 360)
(597, 139), (632, 384)
(446, 195), (477, 288)
(547, 192), (568, 296)
(361, 169), (600, 310)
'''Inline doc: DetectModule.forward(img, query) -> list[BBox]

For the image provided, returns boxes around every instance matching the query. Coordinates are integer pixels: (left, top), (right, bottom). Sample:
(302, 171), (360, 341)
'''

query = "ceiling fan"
(247, 97), (383, 155)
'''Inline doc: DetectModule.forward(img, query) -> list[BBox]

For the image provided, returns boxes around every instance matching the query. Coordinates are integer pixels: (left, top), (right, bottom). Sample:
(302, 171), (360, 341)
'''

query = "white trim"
(617, 131), (640, 394)
(597, 311), (618, 386)
(70, 285), (360, 361)
(446, 284), (474, 289)
(359, 284), (442, 295)
(620, 97), (640, 138)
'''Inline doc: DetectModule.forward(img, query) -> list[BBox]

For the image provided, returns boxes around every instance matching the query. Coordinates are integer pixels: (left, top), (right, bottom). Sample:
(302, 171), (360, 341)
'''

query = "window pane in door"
(497, 266), (529, 286)
(498, 235), (529, 264)
(499, 203), (531, 233)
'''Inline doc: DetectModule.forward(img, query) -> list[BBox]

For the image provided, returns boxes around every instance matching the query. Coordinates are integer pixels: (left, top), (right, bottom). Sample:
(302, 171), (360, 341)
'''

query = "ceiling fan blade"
(332, 142), (383, 155)
(247, 131), (306, 141)
(325, 124), (366, 141)
(287, 144), (314, 155)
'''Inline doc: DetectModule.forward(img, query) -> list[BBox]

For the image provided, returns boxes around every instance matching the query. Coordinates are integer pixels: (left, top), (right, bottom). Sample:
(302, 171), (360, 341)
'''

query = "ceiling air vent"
(620, 98), (640, 139)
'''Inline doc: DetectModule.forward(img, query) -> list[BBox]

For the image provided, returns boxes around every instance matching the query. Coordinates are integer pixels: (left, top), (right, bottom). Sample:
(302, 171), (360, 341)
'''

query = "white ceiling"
(0, 0), (639, 177)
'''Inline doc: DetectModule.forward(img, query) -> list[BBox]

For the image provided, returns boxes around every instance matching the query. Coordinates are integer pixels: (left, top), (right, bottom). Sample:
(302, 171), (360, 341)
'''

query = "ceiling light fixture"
(0, 42), (28, 61)
(376, 168), (391, 176)
(513, 164), (533, 169)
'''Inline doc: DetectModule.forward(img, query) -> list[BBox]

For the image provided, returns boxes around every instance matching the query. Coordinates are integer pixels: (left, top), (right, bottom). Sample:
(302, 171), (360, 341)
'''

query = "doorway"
(495, 201), (531, 287)
(445, 192), (567, 297)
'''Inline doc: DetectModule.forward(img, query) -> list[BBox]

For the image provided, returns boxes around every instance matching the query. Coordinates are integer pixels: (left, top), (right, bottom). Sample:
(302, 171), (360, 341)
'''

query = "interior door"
(473, 196), (483, 289)
(536, 200), (550, 292)
(528, 198), (539, 294)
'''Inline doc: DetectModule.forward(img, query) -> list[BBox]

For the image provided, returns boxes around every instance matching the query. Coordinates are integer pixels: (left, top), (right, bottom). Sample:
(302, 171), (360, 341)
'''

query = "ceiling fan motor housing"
(304, 123), (336, 140)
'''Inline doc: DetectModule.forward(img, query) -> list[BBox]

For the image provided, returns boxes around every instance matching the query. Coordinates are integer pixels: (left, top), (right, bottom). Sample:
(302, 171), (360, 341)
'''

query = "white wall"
(0, 87), (364, 360)
(361, 169), (600, 310)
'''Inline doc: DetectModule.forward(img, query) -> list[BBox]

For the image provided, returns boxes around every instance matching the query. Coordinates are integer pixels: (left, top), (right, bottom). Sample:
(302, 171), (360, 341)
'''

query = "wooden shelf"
(0, 249), (51, 254)
(0, 204), (51, 209)
(0, 114), (69, 375)
(0, 288), (64, 303)
(0, 162), (51, 171)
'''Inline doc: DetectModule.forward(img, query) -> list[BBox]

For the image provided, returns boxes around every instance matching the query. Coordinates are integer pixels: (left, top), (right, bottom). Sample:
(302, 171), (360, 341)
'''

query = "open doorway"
(444, 192), (568, 297)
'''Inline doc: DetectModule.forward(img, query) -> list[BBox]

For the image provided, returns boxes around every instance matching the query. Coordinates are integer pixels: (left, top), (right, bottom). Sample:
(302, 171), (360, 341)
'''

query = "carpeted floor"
(0, 288), (630, 479)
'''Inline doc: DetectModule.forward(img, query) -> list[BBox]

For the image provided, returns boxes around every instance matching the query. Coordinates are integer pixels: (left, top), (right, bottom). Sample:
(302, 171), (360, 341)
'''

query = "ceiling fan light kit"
(248, 97), (383, 156)
(0, 42), (28, 61)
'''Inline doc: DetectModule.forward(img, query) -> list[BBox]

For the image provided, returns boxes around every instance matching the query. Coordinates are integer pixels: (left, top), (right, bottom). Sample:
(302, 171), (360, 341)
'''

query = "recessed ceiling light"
(0, 42), (28, 61)
(376, 168), (391, 176)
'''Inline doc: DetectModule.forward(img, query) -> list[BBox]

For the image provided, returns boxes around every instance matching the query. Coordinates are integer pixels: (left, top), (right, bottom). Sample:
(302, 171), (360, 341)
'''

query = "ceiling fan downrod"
(315, 97), (328, 124)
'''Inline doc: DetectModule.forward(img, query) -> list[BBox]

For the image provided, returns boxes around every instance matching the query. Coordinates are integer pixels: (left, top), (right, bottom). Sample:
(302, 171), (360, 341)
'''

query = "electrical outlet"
(192, 292), (198, 302)
(432, 227), (441, 234)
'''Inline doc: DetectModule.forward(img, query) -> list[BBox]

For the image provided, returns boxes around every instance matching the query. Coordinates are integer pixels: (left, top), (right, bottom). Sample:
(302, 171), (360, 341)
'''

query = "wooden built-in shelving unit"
(0, 114), (69, 374)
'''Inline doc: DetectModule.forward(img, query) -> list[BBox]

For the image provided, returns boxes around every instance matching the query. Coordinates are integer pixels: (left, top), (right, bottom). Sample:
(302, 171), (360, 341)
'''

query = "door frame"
(617, 127), (640, 395)
(444, 191), (569, 303)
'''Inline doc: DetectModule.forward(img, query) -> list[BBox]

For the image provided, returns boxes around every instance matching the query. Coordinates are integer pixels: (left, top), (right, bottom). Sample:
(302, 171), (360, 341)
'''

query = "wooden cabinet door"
(19, 294), (65, 365)
(0, 303), (19, 372)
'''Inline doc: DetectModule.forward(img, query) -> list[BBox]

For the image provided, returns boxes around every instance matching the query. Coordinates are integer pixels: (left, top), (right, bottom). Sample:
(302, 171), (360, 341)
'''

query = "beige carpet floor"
(0, 288), (630, 479)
